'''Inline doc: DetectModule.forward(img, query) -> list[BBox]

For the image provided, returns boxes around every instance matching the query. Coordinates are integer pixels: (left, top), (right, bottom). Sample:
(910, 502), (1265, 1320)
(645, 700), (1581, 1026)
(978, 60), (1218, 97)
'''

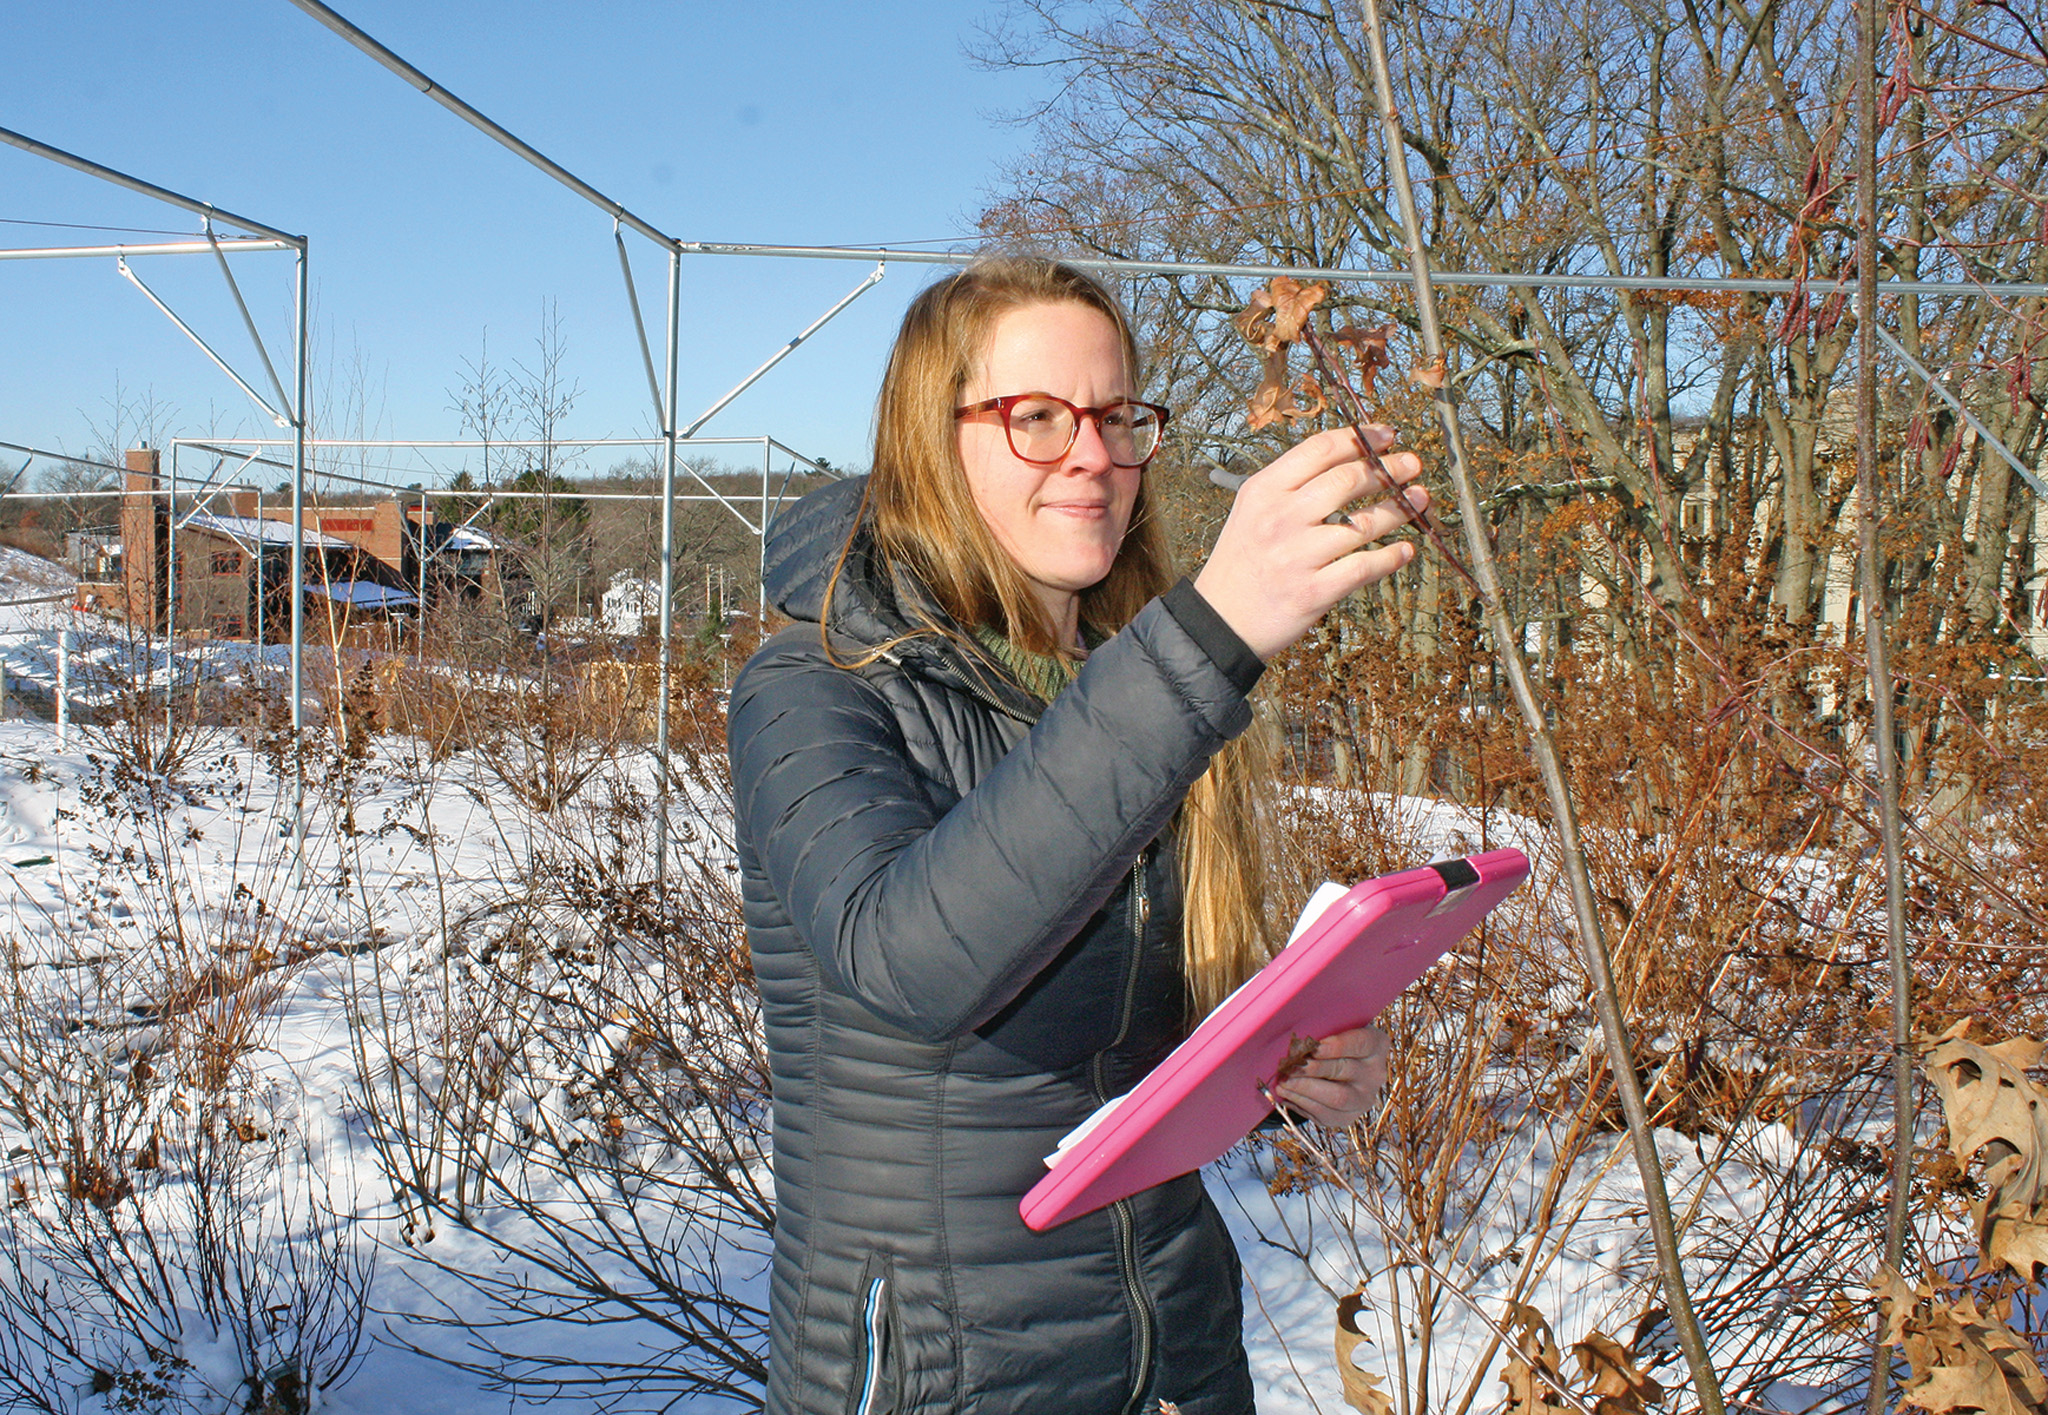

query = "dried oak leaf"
(1408, 355), (1448, 391)
(1246, 366), (1328, 432)
(1336, 1286), (1394, 1415)
(1285, 372), (1328, 423)
(1247, 350), (1292, 431)
(1329, 323), (1395, 401)
(1573, 1331), (1664, 1415)
(1877, 1267), (2048, 1415)
(1502, 1304), (1572, 1415)
(1235, 276), (1329, 353)
(1919, 1021), (2048, 1282)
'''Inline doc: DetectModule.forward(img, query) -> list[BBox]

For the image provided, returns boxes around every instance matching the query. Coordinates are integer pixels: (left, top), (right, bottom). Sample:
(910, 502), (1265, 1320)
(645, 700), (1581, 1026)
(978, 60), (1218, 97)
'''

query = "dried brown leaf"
(1273, 1033), (1323, 1088)
(1247, 350), (1291, 431)
(1329, 322), (1395, 401)
(1986, 1213), (2048, 1284)
(1235, 276), (1328, 353)
(1573, 1331), (1664, 1415)
(1920, 1023), (2048, 1280)
(1285, 372), (1327, 423)
(1502, 1304), (1571, 1415)
(1336, 1287), (1393, 1415)
(1876, 1266), (2048, 1415)
(1245, 365), (1327, 432)
(1408, 356), (1448, 391)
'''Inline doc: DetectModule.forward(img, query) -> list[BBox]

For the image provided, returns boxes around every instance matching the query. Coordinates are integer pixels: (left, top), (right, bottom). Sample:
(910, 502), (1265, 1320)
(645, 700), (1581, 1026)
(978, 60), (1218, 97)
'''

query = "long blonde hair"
(833, 256), (1281, 1016)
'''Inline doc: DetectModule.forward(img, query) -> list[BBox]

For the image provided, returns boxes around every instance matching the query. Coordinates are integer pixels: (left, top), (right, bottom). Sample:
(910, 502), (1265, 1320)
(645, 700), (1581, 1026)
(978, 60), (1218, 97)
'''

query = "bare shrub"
(350, 696), (772, 1408)
(0, 905), (369, 1415)
(1231, 554), (2048, 1405)
(381, 608), (662, 812)
(0, 687), (375, 1415)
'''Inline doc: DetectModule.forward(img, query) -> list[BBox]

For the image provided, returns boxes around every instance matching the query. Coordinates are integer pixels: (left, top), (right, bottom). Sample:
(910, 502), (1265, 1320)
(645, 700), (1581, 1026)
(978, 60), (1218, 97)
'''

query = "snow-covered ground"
(0, 565), (1901, 1414)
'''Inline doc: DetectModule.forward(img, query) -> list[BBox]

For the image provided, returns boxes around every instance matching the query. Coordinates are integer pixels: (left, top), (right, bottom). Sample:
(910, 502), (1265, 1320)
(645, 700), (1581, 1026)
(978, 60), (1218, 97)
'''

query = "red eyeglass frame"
(954, 392), (1173, 469)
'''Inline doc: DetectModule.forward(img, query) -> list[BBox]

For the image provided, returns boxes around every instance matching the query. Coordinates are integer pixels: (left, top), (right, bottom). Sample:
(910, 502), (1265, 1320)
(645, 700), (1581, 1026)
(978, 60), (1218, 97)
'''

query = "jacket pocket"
(846, 1252), (899, 1415)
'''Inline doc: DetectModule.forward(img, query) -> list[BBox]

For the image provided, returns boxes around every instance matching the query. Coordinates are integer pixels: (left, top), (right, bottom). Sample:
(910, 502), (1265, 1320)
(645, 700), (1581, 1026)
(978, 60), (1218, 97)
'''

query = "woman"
(728, 259), (1426, 1415)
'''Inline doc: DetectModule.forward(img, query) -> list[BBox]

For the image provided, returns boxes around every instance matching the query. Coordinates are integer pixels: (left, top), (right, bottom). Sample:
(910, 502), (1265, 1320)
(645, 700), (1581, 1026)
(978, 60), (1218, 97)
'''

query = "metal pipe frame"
(654, 248), (681, 871)
(0, 486), (255, 501)
(171, 435), (829, 493)
(0, 238), (293, 262)
(0, 125), (301, 244)
(285, 3), (885, 878)
(118, 256), (291, 427)
(1875, 325), (2047, 500)
(0, 440), (239, 483)
(166, 436), (782, 448)
(673, 239), (2048, 300)
(207, 220), (296, 421)
(1, 123), (309, 870)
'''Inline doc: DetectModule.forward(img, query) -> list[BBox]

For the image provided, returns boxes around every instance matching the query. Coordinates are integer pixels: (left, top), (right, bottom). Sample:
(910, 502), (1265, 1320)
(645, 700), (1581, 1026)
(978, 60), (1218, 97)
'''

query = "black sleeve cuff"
(1161, 577), (1265, 695)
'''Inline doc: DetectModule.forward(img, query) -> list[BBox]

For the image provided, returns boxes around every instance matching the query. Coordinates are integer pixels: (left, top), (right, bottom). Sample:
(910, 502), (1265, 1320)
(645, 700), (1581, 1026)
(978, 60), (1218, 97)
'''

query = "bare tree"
(978, 0), (2046, 639)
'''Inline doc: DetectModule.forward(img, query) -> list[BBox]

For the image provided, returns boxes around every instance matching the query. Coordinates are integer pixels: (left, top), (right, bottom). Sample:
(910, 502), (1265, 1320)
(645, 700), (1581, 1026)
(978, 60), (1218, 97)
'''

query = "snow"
(442, 526), (499, 552)
(307, 580), (419, 609)
(182, 514), (355, 551)
(0, 556), (1918, 1414)
(0, 544), (78, 596)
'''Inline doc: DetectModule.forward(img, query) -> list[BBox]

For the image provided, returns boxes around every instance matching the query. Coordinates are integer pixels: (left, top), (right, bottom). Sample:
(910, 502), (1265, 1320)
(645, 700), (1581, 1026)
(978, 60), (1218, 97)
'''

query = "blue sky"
(1, 2), (1053, 488)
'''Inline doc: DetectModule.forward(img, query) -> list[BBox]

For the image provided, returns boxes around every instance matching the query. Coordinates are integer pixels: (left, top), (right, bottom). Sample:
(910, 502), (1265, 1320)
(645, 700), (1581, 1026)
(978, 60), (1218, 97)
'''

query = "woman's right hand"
(1191, 424), (1427, 661)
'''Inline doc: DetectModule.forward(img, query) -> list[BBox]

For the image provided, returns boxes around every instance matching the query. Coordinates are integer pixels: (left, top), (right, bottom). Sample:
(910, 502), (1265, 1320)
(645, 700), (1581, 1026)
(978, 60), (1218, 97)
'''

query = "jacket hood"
(762, 475), (1040, 719)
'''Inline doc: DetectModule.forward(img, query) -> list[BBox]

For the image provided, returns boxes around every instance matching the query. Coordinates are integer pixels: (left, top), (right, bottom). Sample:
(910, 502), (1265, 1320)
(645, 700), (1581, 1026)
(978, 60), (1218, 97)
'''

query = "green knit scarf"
(972, 625), (1089, 704)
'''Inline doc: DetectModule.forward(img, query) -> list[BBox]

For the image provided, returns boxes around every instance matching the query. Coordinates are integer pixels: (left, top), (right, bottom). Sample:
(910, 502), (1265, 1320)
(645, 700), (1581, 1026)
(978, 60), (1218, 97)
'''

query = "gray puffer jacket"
(729, 476), (1265, 1415)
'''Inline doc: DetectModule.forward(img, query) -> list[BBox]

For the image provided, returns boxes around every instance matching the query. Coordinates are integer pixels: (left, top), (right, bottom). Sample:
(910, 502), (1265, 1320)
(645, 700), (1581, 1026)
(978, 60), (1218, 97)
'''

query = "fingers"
(1257, 424), (1413, 496)
(1299, 447), (1425, 528)
(1273, 1027), (1390, 1128)
(1323, 482), (1429, 546)
(1194, 425), (1426, 660)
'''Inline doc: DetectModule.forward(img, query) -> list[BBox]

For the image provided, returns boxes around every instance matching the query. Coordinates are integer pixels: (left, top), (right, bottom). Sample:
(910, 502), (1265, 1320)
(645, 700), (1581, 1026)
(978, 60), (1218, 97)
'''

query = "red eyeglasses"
(955, 392), (1172, 469)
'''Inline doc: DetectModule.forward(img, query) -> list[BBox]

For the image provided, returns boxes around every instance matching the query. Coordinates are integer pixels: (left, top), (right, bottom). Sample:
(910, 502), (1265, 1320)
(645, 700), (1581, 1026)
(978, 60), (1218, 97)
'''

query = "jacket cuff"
(1161, 578), (1265, 695)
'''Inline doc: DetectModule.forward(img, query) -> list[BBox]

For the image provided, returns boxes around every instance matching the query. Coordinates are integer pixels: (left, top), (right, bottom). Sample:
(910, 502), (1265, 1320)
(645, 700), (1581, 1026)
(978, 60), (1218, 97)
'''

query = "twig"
(1351, 0), (1729, 1410)
(1297, 324), (1484, 597)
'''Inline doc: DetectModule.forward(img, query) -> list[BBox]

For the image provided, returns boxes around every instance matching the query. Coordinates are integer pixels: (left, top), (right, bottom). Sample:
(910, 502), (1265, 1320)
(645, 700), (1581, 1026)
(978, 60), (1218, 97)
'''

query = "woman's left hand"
(1273, 1026), (1390, 1128)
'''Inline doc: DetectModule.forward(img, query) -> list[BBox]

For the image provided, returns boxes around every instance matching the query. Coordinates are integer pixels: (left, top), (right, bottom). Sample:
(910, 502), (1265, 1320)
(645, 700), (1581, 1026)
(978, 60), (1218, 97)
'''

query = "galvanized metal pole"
(673, 240), (2048, 300)
(0, 126), (296, 243)
(291, 246), (310, 876)
(57, 622), (70, 749)
(0, 238), (293, 262)
(255, 488), (266, 658)
(418, 490), (430, 659)
(652, 244), (682, 879)
(166, 442), (178, 747)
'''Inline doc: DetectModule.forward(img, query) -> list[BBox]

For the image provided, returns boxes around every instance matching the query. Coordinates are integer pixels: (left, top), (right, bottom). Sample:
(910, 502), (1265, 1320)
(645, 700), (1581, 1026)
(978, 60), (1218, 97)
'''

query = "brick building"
(80, 448), (506, 644)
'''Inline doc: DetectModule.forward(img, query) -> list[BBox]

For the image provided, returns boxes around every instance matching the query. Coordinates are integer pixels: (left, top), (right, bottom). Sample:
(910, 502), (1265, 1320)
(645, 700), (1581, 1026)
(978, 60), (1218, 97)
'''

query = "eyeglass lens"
(1006, 397), (1161, 467)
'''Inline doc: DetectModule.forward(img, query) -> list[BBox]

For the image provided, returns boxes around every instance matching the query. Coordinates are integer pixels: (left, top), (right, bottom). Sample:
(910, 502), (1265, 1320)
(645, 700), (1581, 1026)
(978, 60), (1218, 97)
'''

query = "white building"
(601, 573), (660, 638)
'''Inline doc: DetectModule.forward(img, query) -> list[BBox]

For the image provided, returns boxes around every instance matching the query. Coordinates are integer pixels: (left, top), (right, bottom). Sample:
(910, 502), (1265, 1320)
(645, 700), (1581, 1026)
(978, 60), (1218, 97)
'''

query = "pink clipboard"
(1021, 848), (1529, 1231)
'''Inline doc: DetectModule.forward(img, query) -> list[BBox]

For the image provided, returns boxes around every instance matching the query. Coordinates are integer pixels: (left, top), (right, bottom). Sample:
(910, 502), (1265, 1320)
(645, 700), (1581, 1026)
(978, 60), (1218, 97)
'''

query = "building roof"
(306, 580), (420, 610)
(440, 525), (505, 551)
(184, 513), (355, 551)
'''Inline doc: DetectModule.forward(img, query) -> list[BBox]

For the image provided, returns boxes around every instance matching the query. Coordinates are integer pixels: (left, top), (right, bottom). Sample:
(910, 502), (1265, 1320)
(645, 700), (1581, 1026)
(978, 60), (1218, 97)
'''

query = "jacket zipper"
(1092, 851), (1157, 1415)
(855, 1274), (889, 1415)
(964, 644), (1155, 1403)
